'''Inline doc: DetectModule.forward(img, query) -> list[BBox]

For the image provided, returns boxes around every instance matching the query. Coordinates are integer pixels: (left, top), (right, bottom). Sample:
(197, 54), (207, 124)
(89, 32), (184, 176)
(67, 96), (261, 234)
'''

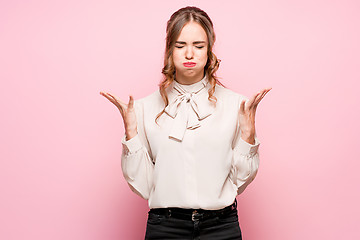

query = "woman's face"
(172, 21), (208, 83)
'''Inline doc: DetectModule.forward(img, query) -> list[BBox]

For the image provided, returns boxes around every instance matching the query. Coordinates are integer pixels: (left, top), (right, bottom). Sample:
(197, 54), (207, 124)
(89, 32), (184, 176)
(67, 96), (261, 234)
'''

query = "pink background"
(1, 0), (359, 239)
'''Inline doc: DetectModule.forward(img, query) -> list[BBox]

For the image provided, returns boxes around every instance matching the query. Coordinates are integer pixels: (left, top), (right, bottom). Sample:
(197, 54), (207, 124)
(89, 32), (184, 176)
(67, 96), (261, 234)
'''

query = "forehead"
(177, 21), (207, 42)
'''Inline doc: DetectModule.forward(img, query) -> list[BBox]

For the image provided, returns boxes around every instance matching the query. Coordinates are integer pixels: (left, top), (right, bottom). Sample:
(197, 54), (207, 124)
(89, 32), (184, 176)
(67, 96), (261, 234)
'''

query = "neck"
(175, 71), (205, 85)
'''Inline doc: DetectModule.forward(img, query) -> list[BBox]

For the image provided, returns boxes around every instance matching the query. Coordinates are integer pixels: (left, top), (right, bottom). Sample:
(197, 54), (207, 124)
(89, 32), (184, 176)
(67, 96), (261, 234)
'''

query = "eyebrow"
(175, 41), (206, 44)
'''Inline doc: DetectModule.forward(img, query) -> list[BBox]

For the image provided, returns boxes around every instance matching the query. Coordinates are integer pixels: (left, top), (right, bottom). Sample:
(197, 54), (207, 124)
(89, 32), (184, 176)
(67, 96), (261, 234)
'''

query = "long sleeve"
(121, 100), (154, 200)
(230, 95), (261, 195)
(230, 135), (260, 195)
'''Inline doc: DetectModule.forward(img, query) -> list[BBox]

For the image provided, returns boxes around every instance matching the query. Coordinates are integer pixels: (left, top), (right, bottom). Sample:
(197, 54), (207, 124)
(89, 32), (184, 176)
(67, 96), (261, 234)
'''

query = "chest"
(143, 99), (239, 157)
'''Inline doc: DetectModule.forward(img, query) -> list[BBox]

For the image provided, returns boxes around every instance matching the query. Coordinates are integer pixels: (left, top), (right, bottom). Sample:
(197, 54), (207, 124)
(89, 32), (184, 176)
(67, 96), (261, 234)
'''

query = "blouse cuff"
(235, 136), (260, 157)
(121, 134), (142, 154)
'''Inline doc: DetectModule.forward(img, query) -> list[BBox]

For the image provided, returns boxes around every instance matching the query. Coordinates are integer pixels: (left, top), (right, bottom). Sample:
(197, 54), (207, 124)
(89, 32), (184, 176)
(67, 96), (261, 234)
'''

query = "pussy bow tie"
(164, 78), (215, 142)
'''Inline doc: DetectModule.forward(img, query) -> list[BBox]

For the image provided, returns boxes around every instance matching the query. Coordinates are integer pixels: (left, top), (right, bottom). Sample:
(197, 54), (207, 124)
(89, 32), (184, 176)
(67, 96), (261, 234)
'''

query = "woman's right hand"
(100, 92), (138, 140)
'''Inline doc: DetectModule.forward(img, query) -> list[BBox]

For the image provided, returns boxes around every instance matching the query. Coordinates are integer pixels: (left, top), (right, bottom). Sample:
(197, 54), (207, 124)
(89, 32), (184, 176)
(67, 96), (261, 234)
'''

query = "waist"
(148, 199), (237, 221)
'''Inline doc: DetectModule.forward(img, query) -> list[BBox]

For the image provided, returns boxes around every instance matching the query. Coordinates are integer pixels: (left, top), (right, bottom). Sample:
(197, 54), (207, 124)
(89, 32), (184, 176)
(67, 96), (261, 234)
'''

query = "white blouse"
(121, 74), (260, 210)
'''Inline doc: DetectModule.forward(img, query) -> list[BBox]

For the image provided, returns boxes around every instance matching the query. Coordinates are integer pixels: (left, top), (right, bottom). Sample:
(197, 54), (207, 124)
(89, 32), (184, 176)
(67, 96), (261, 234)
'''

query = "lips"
(183, 62), (196, 67)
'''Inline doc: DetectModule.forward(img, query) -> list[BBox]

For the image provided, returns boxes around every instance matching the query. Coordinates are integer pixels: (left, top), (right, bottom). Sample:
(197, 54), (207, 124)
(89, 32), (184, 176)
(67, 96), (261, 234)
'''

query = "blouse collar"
(164, 73), (216, 142)
(173, 74), (208, 93)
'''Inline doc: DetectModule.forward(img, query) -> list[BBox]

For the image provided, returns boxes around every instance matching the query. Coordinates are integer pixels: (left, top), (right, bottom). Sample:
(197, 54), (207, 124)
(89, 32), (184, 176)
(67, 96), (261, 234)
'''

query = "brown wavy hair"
(155, 6), (225, 124)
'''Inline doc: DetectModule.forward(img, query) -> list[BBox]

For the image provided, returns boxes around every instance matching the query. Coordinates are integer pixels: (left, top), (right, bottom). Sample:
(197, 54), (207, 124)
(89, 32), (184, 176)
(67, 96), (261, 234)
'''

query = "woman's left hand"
(238, 88), (272, 145)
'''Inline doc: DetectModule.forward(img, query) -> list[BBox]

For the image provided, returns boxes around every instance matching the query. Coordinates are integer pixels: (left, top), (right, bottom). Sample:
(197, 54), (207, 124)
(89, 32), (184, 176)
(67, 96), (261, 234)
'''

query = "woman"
(100, 6), (271, 240)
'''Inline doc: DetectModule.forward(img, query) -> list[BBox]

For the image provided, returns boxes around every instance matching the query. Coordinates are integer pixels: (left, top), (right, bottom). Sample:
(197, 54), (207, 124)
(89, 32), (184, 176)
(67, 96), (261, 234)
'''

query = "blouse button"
(250, 148), (257, 156)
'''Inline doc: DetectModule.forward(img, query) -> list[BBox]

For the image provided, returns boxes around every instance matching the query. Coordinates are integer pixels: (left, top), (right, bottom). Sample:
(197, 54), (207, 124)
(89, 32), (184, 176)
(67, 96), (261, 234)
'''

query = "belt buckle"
(191, 210), (200, 221)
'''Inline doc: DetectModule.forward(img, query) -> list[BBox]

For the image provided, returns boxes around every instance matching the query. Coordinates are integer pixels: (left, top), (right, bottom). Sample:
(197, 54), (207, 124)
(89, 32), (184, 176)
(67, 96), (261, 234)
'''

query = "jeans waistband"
(149, 198), (237, 221)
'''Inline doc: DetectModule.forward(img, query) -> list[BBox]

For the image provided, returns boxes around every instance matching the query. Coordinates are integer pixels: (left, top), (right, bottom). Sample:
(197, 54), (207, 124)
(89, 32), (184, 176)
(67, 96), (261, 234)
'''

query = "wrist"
(240, 132), (255, 145)
(125, 128), (137, 141)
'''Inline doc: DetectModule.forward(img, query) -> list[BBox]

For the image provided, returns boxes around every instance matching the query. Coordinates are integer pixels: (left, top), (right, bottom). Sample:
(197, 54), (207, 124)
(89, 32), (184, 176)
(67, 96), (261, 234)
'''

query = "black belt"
(149, 199), (237, 222)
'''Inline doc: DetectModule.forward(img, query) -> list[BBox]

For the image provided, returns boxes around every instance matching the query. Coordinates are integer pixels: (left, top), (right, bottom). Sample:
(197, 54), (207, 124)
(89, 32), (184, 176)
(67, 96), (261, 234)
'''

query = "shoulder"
(135, 90), (161, 103)
(215, 84), (249, 105)
(133, 90), (163, 111)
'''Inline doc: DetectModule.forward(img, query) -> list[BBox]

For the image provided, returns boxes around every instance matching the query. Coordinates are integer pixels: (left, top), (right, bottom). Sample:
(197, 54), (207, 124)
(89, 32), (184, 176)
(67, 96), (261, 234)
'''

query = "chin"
(185, 71), (201, 78)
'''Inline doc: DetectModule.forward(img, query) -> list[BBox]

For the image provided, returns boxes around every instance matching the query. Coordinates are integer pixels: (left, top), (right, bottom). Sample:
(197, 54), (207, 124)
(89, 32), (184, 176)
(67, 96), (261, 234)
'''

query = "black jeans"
(145, 202), (242, 240)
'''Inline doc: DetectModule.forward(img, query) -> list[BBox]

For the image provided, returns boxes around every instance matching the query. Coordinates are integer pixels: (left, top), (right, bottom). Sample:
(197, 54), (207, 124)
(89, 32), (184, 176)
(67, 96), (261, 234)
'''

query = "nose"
(185, 46), (194, 60)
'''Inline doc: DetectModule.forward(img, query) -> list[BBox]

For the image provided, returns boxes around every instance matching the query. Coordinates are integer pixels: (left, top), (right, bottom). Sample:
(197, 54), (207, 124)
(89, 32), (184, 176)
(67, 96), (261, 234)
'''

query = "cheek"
(172, 51), (181, 64)
(199, 50), (208, 65)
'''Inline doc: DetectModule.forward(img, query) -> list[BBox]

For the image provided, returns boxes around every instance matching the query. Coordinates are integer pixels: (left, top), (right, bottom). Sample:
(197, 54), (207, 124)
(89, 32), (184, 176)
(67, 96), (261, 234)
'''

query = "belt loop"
(234, 198), (237, 209)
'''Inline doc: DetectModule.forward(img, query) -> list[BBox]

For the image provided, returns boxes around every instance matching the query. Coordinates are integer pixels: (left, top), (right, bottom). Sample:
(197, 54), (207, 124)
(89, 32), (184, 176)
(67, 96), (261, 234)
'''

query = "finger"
(107, 93), (126, 109)
(100, 91), (109, 98)
(247, 92), (261, 110)
(259, 88), (271, 101)
(102, 93), (126, 114)
(254, 89), (268, 106)
(254, 88), (271, 109)
(253, 92), (266, 110)
(255, 88), (271, 102)
(128, 95), (134, 109)
(257, 88), (271, 103)
(101, 92), (117, 104)
(248, 91), (263, 110)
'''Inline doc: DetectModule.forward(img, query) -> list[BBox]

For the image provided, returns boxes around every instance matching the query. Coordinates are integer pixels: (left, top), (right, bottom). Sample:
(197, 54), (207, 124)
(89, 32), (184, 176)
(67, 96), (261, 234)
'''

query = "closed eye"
(175, 46), (205, 49)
